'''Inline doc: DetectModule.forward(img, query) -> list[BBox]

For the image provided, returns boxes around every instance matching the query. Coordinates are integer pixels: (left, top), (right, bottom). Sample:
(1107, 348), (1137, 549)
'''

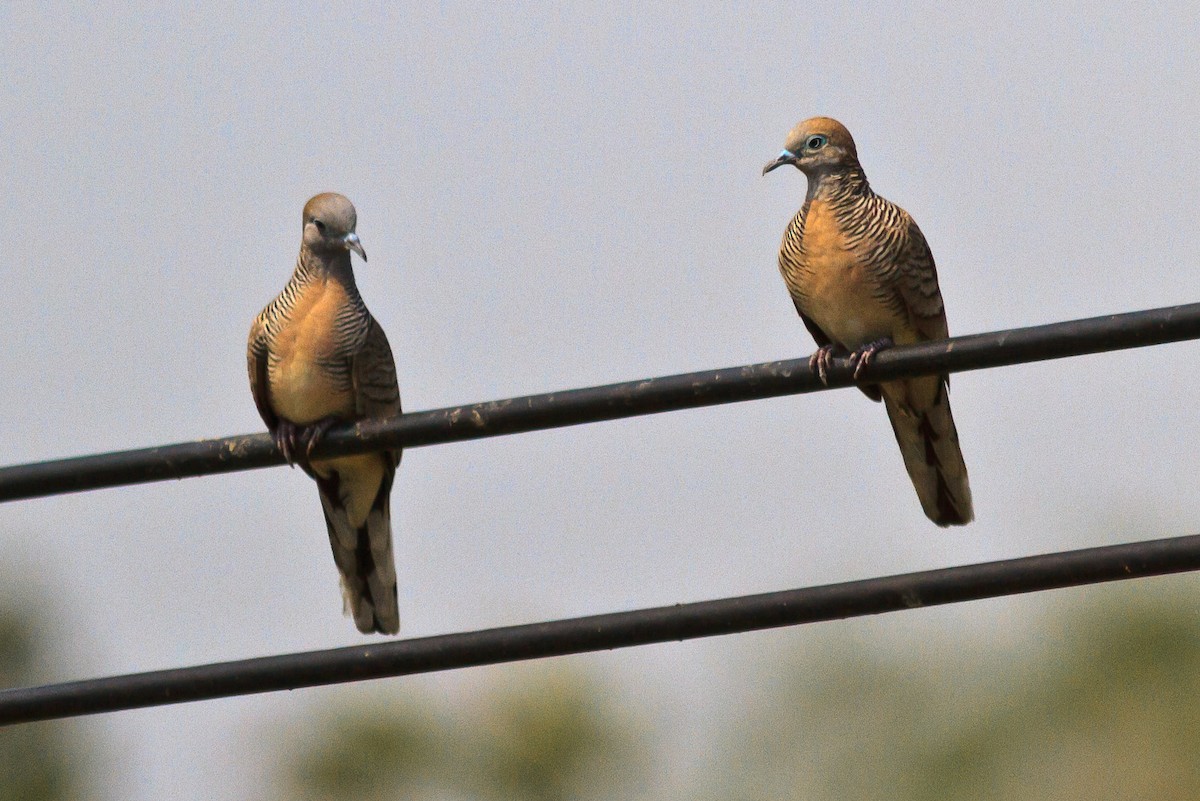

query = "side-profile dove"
(764, 117), (973, 526)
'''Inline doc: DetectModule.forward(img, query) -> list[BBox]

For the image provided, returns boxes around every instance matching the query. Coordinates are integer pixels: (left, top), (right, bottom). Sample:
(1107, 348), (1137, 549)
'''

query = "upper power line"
(2, 301), (1199, 503)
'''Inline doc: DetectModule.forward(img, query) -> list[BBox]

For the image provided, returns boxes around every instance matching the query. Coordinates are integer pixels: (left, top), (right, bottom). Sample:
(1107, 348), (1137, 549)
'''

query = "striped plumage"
(764, 118), (972, 526)
(248, 192), (403, 633)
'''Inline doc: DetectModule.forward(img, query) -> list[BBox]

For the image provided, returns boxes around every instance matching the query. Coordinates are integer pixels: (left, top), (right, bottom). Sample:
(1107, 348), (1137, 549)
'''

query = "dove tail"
(883, 379), (973, 527)
(317, 471), (400, 634)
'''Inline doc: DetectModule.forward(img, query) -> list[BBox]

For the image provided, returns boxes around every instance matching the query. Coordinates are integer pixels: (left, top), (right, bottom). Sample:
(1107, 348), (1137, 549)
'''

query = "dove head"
(762, 117), (859, 177)
(302, 192), (366, 261)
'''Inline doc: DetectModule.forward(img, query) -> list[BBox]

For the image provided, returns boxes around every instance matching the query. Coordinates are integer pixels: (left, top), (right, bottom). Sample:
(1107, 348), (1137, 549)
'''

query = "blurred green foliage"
(0, 605), (83, 801)
(279, 667), (647, 801)
(277, 580), (1200, 801)
(722, 580), (1200, 801)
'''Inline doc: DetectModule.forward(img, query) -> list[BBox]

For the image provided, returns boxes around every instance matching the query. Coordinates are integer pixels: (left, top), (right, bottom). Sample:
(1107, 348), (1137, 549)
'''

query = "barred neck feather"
(782, 163), (911, 287)
(293, 247), (362, 294)
(258, 248), (372, 350)
(805, 163), (872, 206)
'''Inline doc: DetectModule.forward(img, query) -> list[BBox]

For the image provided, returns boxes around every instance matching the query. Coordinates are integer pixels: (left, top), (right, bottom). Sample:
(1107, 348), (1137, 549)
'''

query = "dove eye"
(806, 135), (828, 150)
(313, 220), (327, 232)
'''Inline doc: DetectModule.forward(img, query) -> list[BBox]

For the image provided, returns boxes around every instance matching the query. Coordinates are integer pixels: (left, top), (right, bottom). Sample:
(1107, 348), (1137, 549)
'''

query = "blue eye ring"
(806, 134), (828, 150)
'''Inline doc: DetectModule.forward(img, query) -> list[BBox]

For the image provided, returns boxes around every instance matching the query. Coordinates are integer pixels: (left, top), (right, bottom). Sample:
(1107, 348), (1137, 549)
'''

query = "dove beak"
(762, 149), (798, 175)
(343, 232), (367, 262)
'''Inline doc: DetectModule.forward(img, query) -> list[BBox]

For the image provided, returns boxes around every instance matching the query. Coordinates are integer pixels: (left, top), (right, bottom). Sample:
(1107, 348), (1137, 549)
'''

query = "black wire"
(2, 301), (1199, 503)
(1, 533), (1197, 725)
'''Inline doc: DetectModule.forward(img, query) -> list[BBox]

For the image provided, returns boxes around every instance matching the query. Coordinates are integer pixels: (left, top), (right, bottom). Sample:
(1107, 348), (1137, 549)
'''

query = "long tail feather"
(317, 470), (400, 634)
(883, 378), (973, 526)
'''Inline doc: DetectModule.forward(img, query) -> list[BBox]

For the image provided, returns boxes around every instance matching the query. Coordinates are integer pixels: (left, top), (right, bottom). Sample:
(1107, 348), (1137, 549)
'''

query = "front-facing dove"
(248, 192), (403, 633)
(763, 117), (973, 526)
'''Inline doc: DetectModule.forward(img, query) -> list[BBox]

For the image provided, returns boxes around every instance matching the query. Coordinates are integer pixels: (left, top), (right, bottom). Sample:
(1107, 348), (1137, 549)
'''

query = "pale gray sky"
(2, 3), (1200, 798)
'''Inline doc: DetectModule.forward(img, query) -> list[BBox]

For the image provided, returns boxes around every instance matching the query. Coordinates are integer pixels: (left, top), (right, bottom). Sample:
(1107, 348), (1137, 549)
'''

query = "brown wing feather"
(351, 316), (402, 465)
(893, 217), (949, 342)
(247, 316), (278, 429)
(352, 318), (400, 416)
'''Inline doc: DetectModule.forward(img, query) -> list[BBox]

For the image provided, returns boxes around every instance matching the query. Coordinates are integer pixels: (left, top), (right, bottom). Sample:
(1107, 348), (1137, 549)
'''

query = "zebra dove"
(247, 192), (403, 633)
(763, 117), (973, 526)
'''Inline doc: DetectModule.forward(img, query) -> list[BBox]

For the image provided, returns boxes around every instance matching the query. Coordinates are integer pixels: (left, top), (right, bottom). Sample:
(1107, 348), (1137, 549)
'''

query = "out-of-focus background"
(2, 3), (1199, 799)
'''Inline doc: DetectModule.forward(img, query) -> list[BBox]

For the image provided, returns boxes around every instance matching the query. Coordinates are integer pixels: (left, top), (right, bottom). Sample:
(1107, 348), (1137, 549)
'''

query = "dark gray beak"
(343, 232), (367, 262)
(762, 148), (798, 175)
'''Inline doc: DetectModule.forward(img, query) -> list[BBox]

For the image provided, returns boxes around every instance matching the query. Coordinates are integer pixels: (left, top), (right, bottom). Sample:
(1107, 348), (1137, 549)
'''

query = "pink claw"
(273, 420), (300, 466)
(808, 344), (838, 385)
(272, 417), (339, 474)
(848, 337), (894, 380)
(301, 418), (338, 463)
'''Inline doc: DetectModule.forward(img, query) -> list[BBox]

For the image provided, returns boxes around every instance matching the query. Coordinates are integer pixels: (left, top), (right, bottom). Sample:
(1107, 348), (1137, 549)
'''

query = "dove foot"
(808, 344), (839, 385)
(273, 417), (341, 476)
(848, 337), (894, 380)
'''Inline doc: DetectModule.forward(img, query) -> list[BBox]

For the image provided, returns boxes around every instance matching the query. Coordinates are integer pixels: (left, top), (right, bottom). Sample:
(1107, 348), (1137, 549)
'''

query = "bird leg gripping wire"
(809, 344), (841, 385)
(849, 337), (895, 380)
